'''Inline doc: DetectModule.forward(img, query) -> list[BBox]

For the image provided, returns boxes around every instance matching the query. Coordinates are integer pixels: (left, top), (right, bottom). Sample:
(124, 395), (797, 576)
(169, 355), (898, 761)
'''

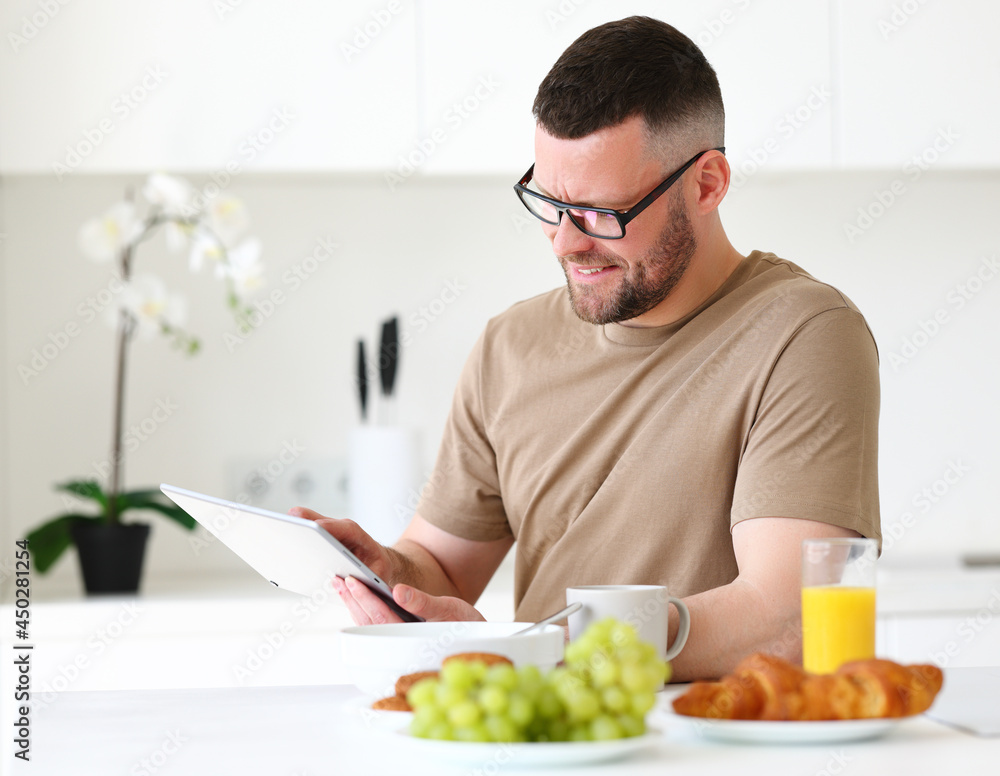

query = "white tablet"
(160, 483), (422, 622)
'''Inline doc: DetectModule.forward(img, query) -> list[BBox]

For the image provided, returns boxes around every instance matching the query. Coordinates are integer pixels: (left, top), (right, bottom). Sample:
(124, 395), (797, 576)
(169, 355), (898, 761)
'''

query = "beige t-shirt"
(417, 252), (881, 621)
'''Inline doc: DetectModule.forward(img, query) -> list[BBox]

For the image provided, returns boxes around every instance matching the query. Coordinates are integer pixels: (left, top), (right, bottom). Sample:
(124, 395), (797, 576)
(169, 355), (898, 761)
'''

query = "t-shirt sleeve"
(730, 307), (881, 547)
(415, 331), (513, 541)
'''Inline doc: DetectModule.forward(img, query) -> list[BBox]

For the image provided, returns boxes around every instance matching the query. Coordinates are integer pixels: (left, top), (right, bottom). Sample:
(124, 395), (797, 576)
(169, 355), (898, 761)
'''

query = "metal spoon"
(510, 602), (583, 636)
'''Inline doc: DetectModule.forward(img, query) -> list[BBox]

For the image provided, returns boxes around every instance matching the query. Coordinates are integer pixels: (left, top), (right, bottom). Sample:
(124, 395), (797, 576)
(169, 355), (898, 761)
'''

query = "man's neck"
(619, 238), (745, 328)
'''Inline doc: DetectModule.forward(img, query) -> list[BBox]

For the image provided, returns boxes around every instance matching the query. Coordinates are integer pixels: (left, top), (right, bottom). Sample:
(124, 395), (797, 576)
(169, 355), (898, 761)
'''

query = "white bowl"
(340, 621), (565, 697)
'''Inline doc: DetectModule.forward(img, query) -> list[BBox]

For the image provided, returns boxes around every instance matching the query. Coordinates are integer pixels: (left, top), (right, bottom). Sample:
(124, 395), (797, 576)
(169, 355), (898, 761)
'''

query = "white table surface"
(13, 672), (1000, 776)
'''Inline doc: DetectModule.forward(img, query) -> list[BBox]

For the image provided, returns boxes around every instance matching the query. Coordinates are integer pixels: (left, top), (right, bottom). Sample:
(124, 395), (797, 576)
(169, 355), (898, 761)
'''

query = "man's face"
(532, 117), (697, 326)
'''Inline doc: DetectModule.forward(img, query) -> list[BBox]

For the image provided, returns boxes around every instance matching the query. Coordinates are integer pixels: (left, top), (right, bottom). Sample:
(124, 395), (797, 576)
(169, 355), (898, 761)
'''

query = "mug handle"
(664, 597), (691, 662)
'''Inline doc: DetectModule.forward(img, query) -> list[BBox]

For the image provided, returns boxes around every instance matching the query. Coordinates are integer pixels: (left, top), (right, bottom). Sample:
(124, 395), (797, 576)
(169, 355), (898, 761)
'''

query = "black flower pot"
(70, 522), (151, 595)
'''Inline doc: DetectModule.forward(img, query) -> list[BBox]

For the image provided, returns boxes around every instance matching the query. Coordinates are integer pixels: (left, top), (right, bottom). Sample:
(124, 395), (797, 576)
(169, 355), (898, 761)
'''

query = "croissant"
(672, 653), (943, 721)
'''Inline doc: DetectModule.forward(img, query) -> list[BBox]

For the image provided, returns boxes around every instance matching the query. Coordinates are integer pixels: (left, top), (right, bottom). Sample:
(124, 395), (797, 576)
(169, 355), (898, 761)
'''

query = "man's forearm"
(667, 578), (801, 682)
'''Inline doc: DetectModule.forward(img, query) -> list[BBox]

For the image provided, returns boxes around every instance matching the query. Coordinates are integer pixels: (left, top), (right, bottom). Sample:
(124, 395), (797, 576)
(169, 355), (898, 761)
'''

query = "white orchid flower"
(117, 274), (187, 338)
(78, 202), (141, 263)
(206, 195), (250, 247)
(220, 237), (264, 298)
(188, 232), (225, 273)
(143, 173), (198, 252)
(143, 173), (194, 215)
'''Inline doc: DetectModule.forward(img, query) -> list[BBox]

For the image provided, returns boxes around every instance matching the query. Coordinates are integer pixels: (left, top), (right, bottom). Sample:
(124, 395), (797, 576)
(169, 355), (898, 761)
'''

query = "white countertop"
(8, 673), (999, 776)
(2, 559), (999, 694)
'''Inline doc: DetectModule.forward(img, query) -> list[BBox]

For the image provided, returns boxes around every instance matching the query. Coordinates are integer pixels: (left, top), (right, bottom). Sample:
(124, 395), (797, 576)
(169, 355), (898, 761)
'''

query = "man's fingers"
(288, 506), (324, 521)
(291, 509), (384, 570)
(392, 584), (485, 622)
(344, 576), (402, 625)
(333, 577), (376, 626)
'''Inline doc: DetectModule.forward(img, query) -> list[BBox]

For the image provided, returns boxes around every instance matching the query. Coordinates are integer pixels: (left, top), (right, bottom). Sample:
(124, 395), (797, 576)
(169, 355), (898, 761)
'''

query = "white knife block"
(347, 426), (420, 546)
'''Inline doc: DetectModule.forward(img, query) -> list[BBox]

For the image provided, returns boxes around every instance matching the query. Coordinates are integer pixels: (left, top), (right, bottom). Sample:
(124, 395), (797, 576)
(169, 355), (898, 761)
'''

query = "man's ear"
(692, 150), (730, 214)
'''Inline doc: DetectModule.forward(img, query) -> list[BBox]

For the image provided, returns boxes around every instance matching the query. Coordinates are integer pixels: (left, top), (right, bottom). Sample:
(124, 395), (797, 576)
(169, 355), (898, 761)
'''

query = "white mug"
(566, 585), (691, 661)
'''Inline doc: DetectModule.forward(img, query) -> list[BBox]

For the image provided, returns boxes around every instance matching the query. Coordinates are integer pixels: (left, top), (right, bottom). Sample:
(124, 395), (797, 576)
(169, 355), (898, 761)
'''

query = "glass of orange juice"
(801, 538), (877, 674)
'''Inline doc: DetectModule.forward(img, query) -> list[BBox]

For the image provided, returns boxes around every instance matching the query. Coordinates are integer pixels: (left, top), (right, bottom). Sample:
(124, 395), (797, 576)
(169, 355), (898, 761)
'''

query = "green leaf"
(25, 514), (103, 573)
(115, 489), (196, 530)
(54, 480), (108, 511)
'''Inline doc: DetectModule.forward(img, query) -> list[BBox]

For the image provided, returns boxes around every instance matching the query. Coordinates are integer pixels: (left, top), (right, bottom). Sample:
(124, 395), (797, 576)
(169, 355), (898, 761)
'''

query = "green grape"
(563, 639), (588, 664)
(426, 720), (455, 741)
(441, 659), (477, 691)
(535, 686), (562, 719)
(590, 714), (624, 741)
(630, 690), (656, 716)
(551, 668), (584, 701)
(484, 714), (519, 742)
(618, 713), (646, 738)
(508, 692), (534, 727)
(409, 713), (433, 738)
(447, 698), (482, 728)
(413, 703), (446, 729)
(588, 618), (616, 644)
(478, 684), (508, 715)
(609, 621), (639, 648)
(601, 685), (629, 713)
(516, 664), (544, 699)
(406, 677), (437, 709)
(454, 722), (490, 742)
(407, 618), (668, 744)
(591, 658), (620, 688)
(621, 663), (648, 694)
(434, 682), (467, 709)
(485, 663), (518, 691)
(568, 725), (593, 742)
(565, 687), (601, 722)
(543, 718), (570, 742)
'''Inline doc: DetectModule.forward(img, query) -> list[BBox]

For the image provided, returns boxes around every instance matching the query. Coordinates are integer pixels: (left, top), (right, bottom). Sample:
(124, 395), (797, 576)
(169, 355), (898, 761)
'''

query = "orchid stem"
(107, 239), (135, 524)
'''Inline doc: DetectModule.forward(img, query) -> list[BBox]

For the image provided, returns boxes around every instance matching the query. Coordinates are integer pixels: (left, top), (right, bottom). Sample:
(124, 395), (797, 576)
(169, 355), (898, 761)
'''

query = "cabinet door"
(880, 613), (1000, 668)
(417, 0), (832, 176)
(838, 0), (998, 168)
(0, 0), (419, 173)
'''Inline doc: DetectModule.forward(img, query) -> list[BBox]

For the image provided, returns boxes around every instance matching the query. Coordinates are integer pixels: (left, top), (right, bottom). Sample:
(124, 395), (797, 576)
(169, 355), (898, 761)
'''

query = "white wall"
(3, 169), (1000, 598)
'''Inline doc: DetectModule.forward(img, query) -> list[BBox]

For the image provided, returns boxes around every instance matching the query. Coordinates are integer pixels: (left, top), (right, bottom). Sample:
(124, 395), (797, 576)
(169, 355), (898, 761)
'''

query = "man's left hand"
(333, 575), (486, 625)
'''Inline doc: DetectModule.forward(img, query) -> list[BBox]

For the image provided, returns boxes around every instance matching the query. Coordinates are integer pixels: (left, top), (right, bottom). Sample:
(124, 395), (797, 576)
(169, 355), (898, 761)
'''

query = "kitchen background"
(2, 0), (999, 605)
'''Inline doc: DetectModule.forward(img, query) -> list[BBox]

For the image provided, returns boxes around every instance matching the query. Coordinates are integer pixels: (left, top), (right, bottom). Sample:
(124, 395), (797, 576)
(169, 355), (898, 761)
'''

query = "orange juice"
(801, 585), (876, 674)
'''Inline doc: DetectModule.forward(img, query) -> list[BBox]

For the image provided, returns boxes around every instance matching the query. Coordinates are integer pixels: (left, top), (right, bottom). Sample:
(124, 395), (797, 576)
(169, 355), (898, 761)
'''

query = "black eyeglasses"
(513, 147), (724, 240)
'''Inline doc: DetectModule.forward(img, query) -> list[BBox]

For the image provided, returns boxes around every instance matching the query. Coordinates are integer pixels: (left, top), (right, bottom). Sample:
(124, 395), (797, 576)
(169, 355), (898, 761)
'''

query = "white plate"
(668, 712), (900, 745)
(388, 726), (661, 766)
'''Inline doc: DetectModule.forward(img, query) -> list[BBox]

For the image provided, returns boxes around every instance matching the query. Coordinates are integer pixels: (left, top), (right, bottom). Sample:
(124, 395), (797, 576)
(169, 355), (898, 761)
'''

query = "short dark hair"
(533, 16), (724, 160)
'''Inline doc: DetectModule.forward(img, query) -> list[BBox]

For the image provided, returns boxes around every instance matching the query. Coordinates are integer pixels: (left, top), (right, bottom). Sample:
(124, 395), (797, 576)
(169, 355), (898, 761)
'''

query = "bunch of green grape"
(406, 618), (670, 743)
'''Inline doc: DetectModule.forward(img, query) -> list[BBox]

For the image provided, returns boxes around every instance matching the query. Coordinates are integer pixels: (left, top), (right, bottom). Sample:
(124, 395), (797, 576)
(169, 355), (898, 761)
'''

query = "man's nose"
(549, 213), (595, 256)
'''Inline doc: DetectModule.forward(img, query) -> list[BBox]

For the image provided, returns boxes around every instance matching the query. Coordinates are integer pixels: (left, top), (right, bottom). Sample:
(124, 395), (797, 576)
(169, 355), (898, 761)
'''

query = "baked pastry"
(442, 652), (513, 668)
(672, 653), (943, 721)
(371, 653), (513, 710)
(395, 670), (439, 698)
(372, 694), (412, 712)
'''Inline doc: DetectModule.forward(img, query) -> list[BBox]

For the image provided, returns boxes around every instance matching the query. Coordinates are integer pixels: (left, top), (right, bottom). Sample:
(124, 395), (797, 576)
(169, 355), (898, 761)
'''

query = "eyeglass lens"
(520, 193), (623, 238)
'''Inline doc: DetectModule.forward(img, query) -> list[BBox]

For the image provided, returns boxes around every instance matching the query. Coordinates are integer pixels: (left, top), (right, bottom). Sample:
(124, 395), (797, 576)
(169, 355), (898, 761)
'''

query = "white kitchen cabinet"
(0, 0), (420, 173)
(1, 1), (994, 175)
(837, 0), (1000, 168)
(879, 612), (1000, 668)
(877, 565), (1000, 667)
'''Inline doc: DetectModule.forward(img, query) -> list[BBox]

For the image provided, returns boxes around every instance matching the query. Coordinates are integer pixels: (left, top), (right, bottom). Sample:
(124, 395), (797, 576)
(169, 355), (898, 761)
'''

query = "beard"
(560, 195), (697, 326)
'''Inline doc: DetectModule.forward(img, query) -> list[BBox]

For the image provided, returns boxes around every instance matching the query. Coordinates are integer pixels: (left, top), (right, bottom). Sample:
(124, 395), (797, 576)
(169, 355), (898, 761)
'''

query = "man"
(293, 16), (880, 681)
